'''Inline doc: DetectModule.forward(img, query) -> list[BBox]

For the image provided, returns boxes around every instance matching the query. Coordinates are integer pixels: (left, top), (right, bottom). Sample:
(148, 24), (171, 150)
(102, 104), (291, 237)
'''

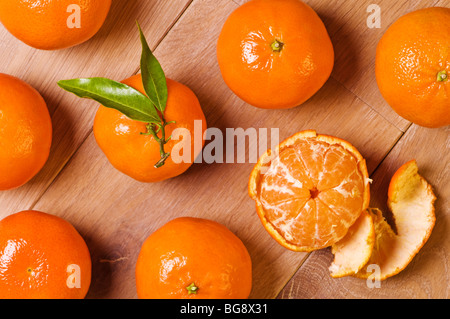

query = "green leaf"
(137, 22), (168, 113)
(57, 78), (161, 123)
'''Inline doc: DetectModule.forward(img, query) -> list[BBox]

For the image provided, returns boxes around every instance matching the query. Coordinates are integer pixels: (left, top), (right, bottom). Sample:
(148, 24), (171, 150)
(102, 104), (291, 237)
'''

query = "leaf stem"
(142, 117), (175, 168)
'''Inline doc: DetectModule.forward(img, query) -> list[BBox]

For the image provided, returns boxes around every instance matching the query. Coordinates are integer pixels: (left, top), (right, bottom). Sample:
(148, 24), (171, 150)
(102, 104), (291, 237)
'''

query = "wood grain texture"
(0, 0), (447, 300)
(0, 0), (192, 213)
(278, 125), (449, 299)
(27, 0), (399, 299)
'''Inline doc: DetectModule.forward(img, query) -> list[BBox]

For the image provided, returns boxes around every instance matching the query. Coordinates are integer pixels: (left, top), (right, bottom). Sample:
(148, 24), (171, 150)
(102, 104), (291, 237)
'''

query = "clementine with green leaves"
(58, 24), (207, 183)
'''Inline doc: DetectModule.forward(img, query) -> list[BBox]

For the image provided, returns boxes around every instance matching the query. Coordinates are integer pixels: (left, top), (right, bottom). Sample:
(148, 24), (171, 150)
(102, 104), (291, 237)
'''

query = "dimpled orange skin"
(0, 0), (111, 50)
(135, 217), (253, 299)
(0, 73), (52, 191)
(0, 211), (92, 299)
(376, 7), (450, 128)
(94, 75), (207, 183)
(217, 0), (334, 109)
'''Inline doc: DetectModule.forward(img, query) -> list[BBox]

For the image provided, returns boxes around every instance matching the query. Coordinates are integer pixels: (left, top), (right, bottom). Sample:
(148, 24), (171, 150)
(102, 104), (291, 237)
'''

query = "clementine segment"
(249, 130), (370, 251)
(376, 7), (450, 128)
(93, 75), (207, 183)
(135, 217), (252, 299)
(0, 211), (91, 299)
(0, 73), (52, 191)
(0, 0), (111, 50)
(217, 0), (334, 109)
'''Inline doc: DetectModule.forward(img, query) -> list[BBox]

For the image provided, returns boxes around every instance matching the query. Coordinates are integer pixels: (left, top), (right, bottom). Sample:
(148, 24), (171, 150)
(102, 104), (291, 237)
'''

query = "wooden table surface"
(0, 0), (448, 299)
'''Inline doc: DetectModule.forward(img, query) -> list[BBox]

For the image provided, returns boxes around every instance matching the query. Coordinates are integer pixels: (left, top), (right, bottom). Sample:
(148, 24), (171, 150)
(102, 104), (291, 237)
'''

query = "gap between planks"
(273, 251), (313, 298)
(329, 0), (442, 133)
(331, 75), (411, 132)
(129, 0), (195, 77)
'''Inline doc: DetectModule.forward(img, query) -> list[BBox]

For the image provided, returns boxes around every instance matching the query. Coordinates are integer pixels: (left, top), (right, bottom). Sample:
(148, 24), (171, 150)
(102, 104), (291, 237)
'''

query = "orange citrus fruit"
(217, 0), (334, 109)
(0, 211), (92, 299)
(135, 217), (252, 299)
(355, 160), (436, 280)
(376, 7), (450, 128)
(0, 73), (52, 191)
(329, 209), (375, 278)
(0, 0), (111, 50)
(94, 74), (207, 183)
(249, 130), (371, 251)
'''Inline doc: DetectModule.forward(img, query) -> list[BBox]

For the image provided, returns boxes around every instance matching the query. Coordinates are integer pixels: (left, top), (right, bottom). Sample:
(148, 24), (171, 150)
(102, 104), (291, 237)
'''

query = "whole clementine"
(0, 73), (52, 191)
(376, 7), (450, 128)
(217, 0), (334, 109)
(135, 217), (252, 299)
(93, 74), (207, 183)
(0, 0), (111, 50)
(0, 211), (92, 299)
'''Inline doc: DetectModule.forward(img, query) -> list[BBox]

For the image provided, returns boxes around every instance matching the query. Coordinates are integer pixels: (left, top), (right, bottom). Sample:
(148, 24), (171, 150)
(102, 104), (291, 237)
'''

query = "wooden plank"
(0, 0), (192, 213)
(29, 0), (402, 299)
(278, 125), (449, 299)
(277, 0), (450, 299)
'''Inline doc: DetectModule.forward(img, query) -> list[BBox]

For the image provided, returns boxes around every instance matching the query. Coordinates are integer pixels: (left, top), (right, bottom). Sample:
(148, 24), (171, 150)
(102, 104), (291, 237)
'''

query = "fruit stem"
(186, 282), (199, 295)
(437, 70), (448, 82)
(142, 117), (175, 168)
(271, 39), (284, 52)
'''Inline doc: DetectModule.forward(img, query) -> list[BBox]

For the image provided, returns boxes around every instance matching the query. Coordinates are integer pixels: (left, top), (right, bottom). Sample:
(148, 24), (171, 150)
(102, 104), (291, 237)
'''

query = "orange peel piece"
(354, 160), (436, 281)
(329, 209), (375, 278)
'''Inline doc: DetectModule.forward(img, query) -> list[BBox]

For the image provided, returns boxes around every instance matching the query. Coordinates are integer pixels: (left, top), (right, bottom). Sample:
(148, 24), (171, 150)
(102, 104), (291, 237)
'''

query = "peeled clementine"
(0, 211), (92, 299)
(0, 73), (52, 191)
(0, 0), (111, 50)
(376, 7), (450, 128)
(249, 130), (371, 252)
(93, 74), (207, 183)
(135, 217), (252, 299)
(217, 0), (334, 109)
